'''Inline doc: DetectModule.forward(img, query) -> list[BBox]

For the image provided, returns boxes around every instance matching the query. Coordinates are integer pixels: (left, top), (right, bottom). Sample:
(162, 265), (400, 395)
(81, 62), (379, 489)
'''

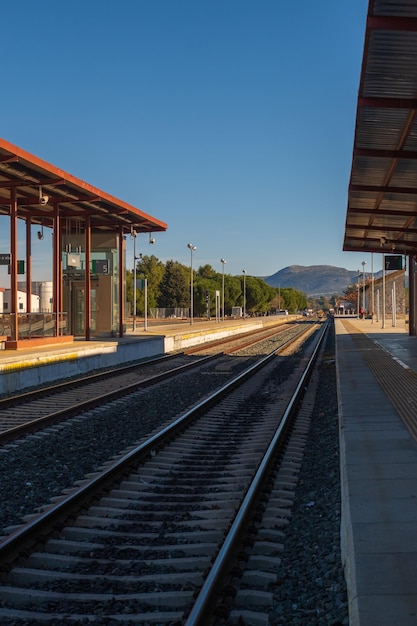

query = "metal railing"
(0, 313), (68, 339)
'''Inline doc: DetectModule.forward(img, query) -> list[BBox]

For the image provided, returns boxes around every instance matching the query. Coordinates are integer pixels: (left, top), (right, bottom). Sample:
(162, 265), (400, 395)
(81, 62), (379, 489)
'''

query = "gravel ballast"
(0, 330), (299, 536)
(0, 324), (350, 624)
(269, 323), (349, 625)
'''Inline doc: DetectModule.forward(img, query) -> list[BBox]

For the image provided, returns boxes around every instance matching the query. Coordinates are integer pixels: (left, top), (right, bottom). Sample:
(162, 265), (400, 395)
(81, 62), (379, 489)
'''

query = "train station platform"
(0, 316), (293, 396)
(335, 316), (417, 625)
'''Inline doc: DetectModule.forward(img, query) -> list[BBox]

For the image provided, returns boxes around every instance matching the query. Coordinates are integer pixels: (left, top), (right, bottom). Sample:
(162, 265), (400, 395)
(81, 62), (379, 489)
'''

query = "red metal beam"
(354, 148), (417, 160)
(348, 207), (417, 217)
(358, 97), (417, 109)
(85, 217), (91, 342)
(367, 15), (417, 32)
(26, 219), (32, 314)
(10, 188), (18, 341)
(345, 224), (417, 234)
(0, 178), (65, 189)
(53, 206), (60, 337)
(350, 184), (417, 195)
(13, 194), (102, 205)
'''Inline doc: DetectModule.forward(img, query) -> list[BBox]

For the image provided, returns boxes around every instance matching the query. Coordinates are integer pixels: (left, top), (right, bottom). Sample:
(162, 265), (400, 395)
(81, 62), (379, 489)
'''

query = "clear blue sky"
(1, 0), (373, 282)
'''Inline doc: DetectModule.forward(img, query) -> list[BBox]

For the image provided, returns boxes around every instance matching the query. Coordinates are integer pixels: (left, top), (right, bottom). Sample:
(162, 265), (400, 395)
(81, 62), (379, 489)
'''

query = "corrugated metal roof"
(0, 138), (167, 236)
(344, 0), (417, 255)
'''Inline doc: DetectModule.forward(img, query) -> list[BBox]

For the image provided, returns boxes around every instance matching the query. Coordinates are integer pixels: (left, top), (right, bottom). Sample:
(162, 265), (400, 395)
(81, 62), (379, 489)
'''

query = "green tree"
(158, 260), (189, 307)
(127, 254), (165, 315)
(343, 283), (360, 309)
(283, 287), (307, 313)
(244, 277), (265, 313)
(310, 294), (340, 311)
(197, 264), (217, 279)
(223, 275), (242, 314)
(270, 287), (307, 313)
(194, 278), (213, 317)
(136, 255), (165, 310)
(241, 276), (276, 314)
(125, 269), (134, 316)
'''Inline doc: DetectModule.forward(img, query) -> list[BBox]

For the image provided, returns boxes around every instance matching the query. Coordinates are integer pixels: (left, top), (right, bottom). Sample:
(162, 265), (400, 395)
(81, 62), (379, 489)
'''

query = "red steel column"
(409, 255), (416, 336)
(53, 205), (60, 336)
(10, 187), (18, 341)
(25, 218), (32, 313)
(84, 217), (91, 341)
(119, 227), (125, 338)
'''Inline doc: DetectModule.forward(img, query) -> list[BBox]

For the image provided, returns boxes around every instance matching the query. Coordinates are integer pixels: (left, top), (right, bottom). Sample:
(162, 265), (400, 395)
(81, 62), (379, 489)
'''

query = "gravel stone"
(269, 325), (349, 625)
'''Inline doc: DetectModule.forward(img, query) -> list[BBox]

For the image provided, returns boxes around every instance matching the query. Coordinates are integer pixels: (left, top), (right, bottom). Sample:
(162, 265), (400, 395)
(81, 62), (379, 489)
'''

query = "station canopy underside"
(0, 138), (167, 236)
(344, 0), (417, 257)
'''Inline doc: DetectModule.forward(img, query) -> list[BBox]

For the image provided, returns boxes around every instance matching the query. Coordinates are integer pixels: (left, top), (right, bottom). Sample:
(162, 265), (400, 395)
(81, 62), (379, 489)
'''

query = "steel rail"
(0, 325), (317, 570)
(0, 352), (179, 408)
(184, 320), (329, 625)
(0, 324), (312, 444)
(0, 354), (218, 445)
(185, 321), (293, 354)
(0, 321), (303, 407)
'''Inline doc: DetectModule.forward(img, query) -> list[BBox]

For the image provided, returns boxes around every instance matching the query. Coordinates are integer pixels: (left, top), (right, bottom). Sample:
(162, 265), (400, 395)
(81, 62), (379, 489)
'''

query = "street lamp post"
(187, 243), (196, 325)
(132, 229), (137, 332)
(131, 232), (155, 332)
(221, 259), (226, 322)
(362, 260), (366, 317)
(242, 269), (246, 319)
(371, 252), (374, 323)
(357, 269), (360, 319)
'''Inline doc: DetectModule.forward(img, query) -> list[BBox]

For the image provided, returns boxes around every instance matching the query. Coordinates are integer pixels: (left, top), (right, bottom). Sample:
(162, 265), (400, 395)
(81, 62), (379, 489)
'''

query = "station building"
(0, 138), (167, 349)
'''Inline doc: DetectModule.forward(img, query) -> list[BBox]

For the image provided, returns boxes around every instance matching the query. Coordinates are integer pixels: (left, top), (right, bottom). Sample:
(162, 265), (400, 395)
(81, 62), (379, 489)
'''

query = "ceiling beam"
(350, 184), (417, 195)
(0, 178), (65, 189)
(345, 224), (417, 234)
(354, 148), (417, 160)
(348, 207), (417, 217)
(367, 15), (417, 32)
(358, 97), (417, 109)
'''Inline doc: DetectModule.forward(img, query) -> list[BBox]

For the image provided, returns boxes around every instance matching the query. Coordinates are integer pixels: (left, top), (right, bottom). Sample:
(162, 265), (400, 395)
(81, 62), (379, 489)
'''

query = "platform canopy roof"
(0, 138), (167, 235)
(344, 0), (417, 257)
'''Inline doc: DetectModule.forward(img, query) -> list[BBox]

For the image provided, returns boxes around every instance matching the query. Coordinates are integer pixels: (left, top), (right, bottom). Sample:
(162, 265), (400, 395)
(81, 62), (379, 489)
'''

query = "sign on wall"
(7, 261), (25, 274)
(92, 260), (109, 274)
(384, 255), (403, 270)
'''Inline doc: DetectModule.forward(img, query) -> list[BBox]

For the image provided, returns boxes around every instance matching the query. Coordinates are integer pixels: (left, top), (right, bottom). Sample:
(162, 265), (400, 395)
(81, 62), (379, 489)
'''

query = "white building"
(2, 289), (40, 313)
(19, 281), (53, 312)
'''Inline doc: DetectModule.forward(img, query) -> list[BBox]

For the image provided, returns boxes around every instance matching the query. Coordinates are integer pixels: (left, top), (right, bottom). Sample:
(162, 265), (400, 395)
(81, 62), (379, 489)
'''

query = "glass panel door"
(71, 283), (96, 336)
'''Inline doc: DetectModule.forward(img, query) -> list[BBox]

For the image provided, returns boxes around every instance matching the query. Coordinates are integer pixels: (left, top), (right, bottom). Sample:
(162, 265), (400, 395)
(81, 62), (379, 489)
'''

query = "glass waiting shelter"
(0, 138), (167, 349)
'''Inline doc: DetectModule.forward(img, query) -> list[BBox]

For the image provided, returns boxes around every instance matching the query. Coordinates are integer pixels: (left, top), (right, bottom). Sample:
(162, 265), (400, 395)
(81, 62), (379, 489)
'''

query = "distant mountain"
(263, 265), (362, 297)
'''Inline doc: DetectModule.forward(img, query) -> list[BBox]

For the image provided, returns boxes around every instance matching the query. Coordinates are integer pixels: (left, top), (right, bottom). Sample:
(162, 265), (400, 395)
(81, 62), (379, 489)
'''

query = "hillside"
(263, 265), (361, 297)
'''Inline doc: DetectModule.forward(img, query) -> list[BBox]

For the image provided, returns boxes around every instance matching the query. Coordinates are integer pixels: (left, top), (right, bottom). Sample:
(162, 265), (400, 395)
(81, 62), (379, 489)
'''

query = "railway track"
(184, 321), (294, 354)
(0, 322), (311, 444)
(0, 321), (328, 624)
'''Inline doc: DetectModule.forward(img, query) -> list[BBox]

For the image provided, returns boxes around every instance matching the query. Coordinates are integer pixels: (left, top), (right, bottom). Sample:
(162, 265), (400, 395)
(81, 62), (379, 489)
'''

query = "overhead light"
(39, 186), (49, 206)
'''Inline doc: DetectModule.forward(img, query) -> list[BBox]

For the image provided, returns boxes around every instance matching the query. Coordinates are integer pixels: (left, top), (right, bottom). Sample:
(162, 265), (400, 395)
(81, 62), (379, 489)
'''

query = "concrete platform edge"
(336, 341), (360, 626)
(0, 337), (165, 396)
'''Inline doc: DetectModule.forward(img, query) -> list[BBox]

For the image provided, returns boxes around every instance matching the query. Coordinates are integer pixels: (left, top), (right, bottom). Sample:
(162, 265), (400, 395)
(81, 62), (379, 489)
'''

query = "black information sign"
(0, 253), (11, 265)
(384, 255), (403, 271)
(93, 260), (109, 274)
(7, 261), (25, 275)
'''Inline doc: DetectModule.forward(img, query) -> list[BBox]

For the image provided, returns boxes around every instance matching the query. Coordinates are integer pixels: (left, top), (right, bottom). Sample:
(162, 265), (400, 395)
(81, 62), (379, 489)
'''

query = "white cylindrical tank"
(39, 282), (53, 312)
(21, 282), (53, 312)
